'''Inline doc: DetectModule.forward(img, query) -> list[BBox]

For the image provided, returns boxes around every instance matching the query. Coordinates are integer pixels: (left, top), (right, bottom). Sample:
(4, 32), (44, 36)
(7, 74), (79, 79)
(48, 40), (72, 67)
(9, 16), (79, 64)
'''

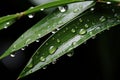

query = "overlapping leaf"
(18, 3), (120, 79)
(0, 1), (94, 59)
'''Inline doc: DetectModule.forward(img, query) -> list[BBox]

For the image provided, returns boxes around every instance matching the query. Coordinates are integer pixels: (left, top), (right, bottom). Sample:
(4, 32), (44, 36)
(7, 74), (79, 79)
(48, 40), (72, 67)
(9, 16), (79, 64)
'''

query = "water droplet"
(4, 26), (8, 29)
(38, 34), (41, 37)
(42, 66), (47, 69)
(90, 8), (94, 11)
(92, 36), (96, 39)
(25, 39), (31, 45)
(58, 6), (67, 12)
(72, 41), (77, 46)
(67, 51), (74, 57)
(6, 22), (10, 25)
(10, 54), (15, 57)
(21, 47), (25, 51)
(36, 39), (39, 42)
(57, 39), (60, 43)
(99, 16), (106, 22)
(79, 18), (83, 22)
(85, 24), (89, 28)
(49, 46), (57, 54)
(73, 8), (79, 13)
(71, 29), (76, 33)
(28, 63), (33, 68)
(52, 59), (57, 64)
(28, 14), (34, 18)
(106, 2), (111, 4)
(79, 29), (87, 35)
(40, 8), (44, 11)
(52, 31), (56, 34)
(40, 56), (46, 62)
(89, 32), (93, 36)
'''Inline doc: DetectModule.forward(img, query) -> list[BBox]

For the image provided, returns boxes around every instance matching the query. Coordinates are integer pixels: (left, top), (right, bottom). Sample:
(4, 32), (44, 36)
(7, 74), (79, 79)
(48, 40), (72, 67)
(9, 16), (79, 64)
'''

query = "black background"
(0, 0), (120, 80)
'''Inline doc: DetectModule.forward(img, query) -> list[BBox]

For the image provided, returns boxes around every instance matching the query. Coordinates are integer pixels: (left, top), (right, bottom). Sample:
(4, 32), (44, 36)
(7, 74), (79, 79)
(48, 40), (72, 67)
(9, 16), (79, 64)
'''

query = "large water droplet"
(28, 14), (34, 18)
(79, 18), (83, 22)
(49, 46), (57, 54)
(99, 16), (106, 22)
(67, 51), (74, 57)
(71, 29), (76, 33)
(40, 56), (46, 62)
(21, 47), (25, 51)
(58, 6), (67, 12)
(79, 29), (87, 35)
(10, 54), (15, 57)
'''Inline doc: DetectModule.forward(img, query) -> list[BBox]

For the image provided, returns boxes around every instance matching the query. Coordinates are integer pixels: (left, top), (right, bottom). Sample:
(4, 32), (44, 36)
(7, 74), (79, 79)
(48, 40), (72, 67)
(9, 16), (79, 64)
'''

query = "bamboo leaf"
(0, 1), (95, 59)
(0, 14), (17, 30)
(18, 3), (120, 79)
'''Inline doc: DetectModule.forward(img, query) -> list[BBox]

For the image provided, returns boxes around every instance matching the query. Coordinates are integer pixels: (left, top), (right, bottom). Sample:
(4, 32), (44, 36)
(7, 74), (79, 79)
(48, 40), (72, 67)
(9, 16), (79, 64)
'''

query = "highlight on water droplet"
(21, 47), (25, 51)
(90, 8), (94, 11)
(57, 39), (60, 43)
(40, 8), (44, 11)
(36, 39), (39, 42)
(40, 56), (46, 62)
(28, 14), (34, 18)
(79, 29), (87, 35)
(71, 29), (76, 33)
(58, 6), (67, 13)
(67, 51), (74, 57)
(106, 2), (111, 4)
(85, 24), (89, 28)
(52, 59), (57, 64)
(49, 46), (57, 54)
(10, 54), (15, 58)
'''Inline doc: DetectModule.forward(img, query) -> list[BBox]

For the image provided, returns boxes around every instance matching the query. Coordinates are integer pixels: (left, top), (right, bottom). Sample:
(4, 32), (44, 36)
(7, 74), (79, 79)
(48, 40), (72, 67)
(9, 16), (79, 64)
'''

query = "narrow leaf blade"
(19, 3), (120, 79)
(0, 1), (94, 59)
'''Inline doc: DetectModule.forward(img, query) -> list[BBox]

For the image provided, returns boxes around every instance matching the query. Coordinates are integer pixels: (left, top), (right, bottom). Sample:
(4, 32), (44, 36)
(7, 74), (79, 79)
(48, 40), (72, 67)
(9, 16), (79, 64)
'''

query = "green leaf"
(0, 14), (17, 30)
(0, 0), (86, 31)
(18, 3), (120, 79)
(0, 1), (95, 59)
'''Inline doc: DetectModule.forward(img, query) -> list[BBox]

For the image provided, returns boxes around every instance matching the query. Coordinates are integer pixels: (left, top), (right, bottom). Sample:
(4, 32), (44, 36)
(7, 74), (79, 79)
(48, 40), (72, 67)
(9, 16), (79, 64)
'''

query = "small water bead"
(71, 29), (76, 33)
(67, 52), (74, 57)
(57, 39), (60, 43)
(79, 18), (83, 22)
(79, 29), (87, 35)
(99, 16), (106, 22)
(40, 56), (46, 62)
(85, 24), (89, 28)
(40, 8), (44, 11)
(21, 47), (25, 51)
(42, 66), (47, 69)
(10, 54), (15, 57)
(49, 46), (57, 54)
(36, 39), (39, 42)
(73, 8), (79, 13)
(72, 41), (77, 46)
(28, 14), (34, 18)
(52, 31), (56, 34)
(52, 59), (57, 64)
(28, 63), (33, 68)
(90, 8), (94, 11)
(58, 6), (67, 13)
(38, 34), (41, 37)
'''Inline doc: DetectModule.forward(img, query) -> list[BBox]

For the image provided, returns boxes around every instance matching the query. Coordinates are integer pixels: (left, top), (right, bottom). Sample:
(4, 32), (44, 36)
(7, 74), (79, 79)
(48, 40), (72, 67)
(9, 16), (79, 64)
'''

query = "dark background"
(0, 0), (120, 80)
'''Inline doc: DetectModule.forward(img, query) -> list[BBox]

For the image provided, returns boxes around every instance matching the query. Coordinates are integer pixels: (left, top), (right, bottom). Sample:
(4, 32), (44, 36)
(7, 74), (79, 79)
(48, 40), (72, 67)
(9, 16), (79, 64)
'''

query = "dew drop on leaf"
(40, 8), (44, 11)
(73, 8), (79, 13)
(36, 39), (39, 42)
(85, 24), (89, 28)
(106, 2), (111, 4)
(79, 18), (83, 22)
(71, 29), (76, 33)
(28, 63), (33, 68)
(49, 46), (57, 54)
(79, 29), (87, 35)
(40, 56), (46, 62)
(10, 54), (15, 58)
(28, 14), (34, 18)
(57, 39), (60, 43)
(58, 6), (67, 13)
